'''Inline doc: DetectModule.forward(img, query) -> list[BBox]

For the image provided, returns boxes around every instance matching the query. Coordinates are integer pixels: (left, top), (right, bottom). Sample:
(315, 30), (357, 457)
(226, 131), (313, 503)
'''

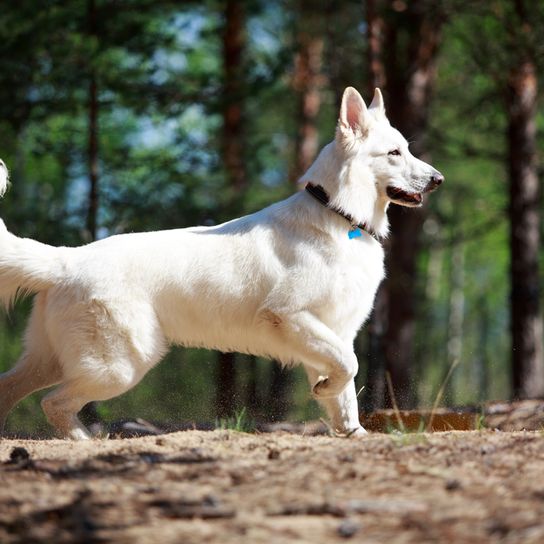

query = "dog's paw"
(68, 429), (92, 441)
(346, 426), (368, 438)
(312, 374), (350, 399)
(333, 426), (368, 438)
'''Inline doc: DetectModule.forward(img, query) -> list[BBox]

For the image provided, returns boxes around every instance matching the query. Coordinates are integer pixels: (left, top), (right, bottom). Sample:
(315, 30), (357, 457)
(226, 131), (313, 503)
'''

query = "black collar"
(304, 183), (378, 240)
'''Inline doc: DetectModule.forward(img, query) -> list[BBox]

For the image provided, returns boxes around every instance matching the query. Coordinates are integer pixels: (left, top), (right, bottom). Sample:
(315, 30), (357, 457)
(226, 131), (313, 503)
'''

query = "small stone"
(203, 495), (220, 507)
(337, 519), (360, 538)
(268, 449), (280, 460)
(338, 454), (354, 463)
(445, 479), (461, 491)
(9, 447), (30, 463)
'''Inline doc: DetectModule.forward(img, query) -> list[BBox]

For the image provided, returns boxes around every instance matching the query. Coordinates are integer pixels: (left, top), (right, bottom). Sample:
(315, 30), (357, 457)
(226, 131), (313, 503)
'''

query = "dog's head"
(335, 87), (443, 208)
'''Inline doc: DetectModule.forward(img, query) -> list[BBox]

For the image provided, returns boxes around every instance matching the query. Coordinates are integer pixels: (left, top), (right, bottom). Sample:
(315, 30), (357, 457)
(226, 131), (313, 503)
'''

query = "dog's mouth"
(386, 175), (443, 207)
(386, 186), (423, 207)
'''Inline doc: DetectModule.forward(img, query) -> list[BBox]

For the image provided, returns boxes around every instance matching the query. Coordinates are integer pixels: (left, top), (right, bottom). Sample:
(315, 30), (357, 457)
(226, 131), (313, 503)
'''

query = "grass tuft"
(215, 407), (255, 433)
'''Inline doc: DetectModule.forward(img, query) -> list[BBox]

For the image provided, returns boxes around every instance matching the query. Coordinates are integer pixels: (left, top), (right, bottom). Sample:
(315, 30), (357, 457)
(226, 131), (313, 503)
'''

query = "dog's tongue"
(386, 187), (422, 204)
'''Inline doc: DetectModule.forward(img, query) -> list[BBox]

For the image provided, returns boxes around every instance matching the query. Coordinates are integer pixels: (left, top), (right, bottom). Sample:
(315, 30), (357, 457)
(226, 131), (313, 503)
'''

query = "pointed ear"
(338, 87), (372, 139)
(369, 88), (385, 117)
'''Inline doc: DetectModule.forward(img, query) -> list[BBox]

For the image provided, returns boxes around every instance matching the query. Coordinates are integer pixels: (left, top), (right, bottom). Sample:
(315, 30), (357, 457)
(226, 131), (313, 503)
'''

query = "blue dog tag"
(348, 228), (362, 239)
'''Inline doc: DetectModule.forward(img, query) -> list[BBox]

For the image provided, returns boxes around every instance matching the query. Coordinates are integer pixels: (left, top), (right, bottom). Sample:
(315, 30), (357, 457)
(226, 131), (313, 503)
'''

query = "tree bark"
(365, 0), (444, 409)
(363, 0), (388, 411)
(268, 365), (293, 422)
(507, 59), (544, 399)
(222, 0), (245, 194)
(216, 0), (247, 418)
(290, 1), (324, 181)
(366, 0), (386, 95)
(216, 351), (237, 418)
(362, 287), (388, 411)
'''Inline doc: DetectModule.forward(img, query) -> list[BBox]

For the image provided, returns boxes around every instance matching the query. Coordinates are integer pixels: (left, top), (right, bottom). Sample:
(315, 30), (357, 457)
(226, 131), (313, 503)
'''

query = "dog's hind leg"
(41, 358), (154, 440)
(0, 295), (62, 433)
(305, 366), (367, 437)
(41, 294), (168, 439)
(0, 353), (62, 433)
(41, 381), (98, 440)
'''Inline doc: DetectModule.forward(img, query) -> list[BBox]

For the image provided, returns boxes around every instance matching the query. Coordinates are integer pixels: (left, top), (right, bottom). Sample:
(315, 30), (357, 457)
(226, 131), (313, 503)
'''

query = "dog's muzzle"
(425, 171), (444, 193)
(387, 170), (444, 207)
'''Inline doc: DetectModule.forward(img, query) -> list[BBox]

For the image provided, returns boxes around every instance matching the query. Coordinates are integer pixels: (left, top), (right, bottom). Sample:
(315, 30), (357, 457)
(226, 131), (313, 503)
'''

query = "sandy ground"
(1, 430), (543, 543)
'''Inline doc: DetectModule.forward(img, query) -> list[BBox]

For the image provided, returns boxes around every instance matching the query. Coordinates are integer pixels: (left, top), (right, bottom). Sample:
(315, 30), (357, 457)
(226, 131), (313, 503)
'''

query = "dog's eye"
(388, 149), (401, 156)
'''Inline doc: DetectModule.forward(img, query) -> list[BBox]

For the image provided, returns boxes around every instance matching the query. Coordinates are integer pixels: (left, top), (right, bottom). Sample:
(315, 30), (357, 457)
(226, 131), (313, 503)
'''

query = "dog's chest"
(317, 239), (385, 334)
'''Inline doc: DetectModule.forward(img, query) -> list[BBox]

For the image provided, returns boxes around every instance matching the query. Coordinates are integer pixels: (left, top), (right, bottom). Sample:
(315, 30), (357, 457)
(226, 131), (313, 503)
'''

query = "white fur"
(0, 87), (442, 439)
(0, 160), (8, 197)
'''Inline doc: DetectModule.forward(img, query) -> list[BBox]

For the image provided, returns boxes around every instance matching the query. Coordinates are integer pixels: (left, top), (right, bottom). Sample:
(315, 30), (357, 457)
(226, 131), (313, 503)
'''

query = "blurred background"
(0, 0), (543, 434)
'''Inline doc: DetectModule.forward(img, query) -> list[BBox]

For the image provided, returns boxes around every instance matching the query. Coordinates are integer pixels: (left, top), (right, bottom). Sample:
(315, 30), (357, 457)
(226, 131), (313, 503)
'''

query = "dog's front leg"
(269, 309), (357, 398)
(305, 366), (367, 437)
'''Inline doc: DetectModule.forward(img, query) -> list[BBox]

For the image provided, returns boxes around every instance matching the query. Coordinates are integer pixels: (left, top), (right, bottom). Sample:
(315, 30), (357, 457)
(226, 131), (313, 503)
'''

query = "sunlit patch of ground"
(1, 430), (543, 543)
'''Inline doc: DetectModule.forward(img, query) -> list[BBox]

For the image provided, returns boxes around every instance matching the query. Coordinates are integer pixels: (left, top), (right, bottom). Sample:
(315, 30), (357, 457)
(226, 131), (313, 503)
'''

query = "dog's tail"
(0, 159), (66, 307)
(0, 159), (9, 197)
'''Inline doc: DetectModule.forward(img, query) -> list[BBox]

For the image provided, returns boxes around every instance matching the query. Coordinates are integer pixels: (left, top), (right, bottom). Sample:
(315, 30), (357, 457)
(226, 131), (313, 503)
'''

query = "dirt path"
(1, 430), (543, 543)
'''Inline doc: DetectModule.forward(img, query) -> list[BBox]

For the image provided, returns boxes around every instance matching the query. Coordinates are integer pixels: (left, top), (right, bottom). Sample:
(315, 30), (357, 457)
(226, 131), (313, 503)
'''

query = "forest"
(0, 0), (543, 434)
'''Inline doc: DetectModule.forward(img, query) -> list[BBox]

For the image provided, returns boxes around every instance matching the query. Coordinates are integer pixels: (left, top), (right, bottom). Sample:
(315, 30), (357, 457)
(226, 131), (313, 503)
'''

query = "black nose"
(428, 171), (444, 190)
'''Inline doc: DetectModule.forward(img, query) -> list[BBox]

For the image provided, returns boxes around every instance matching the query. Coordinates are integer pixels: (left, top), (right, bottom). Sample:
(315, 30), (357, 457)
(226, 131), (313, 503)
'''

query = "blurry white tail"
(0, 161), (64, 306)
(0, 159), (9, 197)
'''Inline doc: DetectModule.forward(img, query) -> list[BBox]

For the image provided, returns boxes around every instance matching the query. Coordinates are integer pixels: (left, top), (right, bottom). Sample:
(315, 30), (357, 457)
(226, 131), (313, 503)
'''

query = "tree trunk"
(362, 0), (388, 411)
(245, 356), (259, 416)
(362, 287), (387, 412)
(383, 208), (424, 408)
(507, 59), (544, 399)
(216, 0), (247, 418)
(216, 351), (237, 418)
(366, 0), (386, 94)
(268, 365), (293, 422)
(291, 0), (324, 181)
(365, 0), (444, 409)
(222, 0), (245, 194)
(385, 9), (443, 409)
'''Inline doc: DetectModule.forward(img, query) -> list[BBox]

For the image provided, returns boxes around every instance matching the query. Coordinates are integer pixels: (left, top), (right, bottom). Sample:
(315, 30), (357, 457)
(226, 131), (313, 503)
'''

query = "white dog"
(0, 87), (442, 439)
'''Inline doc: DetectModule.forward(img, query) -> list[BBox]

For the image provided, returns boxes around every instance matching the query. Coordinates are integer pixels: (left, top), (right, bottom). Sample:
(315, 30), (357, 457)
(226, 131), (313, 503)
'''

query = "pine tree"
(365, 0), (446, 408)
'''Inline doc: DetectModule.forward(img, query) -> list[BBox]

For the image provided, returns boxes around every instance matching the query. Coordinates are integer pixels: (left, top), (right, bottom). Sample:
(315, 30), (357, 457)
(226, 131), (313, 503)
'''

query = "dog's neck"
(304, 183), (380, 240)
(299, 143), (390, 239)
